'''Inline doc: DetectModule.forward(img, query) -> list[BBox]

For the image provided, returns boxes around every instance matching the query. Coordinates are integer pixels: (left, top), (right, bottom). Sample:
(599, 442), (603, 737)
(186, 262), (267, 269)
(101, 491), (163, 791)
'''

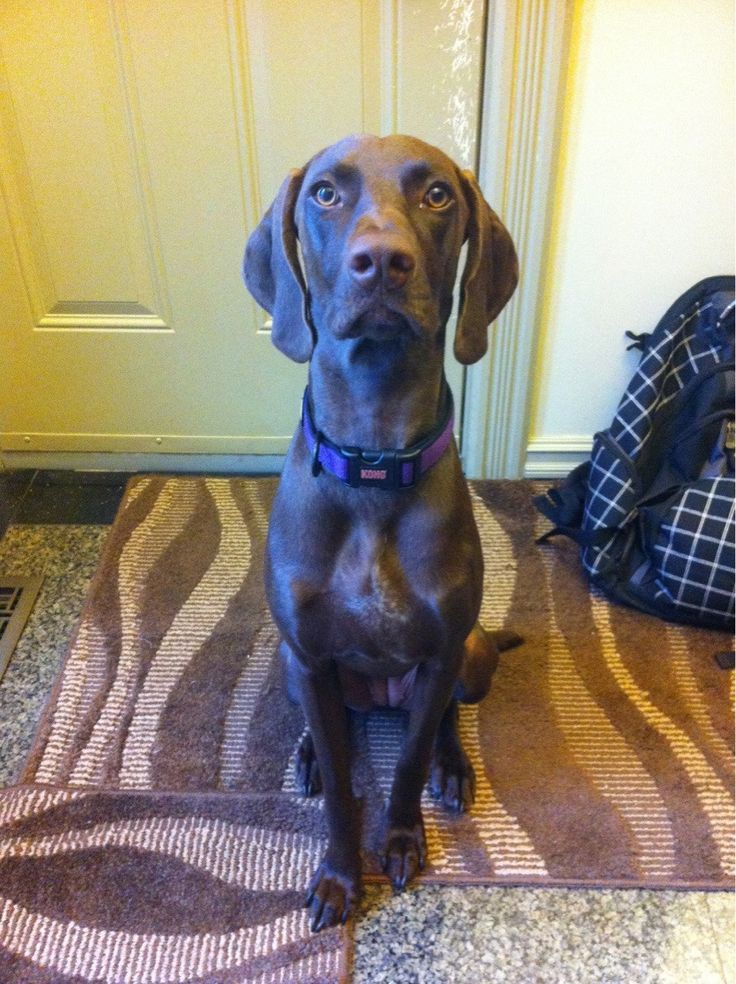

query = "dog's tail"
(491, 629), (524, 653)
(456, 625), (524, 704)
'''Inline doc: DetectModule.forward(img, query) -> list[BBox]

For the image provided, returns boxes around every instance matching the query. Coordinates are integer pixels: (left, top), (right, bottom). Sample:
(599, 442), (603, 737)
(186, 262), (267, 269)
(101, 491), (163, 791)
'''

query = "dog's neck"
(308, 332), (447, 451)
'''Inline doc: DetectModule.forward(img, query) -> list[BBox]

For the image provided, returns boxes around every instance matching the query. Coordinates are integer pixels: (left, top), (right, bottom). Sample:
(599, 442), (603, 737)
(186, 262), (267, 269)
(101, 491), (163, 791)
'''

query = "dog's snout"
(348, 238), (416, 291)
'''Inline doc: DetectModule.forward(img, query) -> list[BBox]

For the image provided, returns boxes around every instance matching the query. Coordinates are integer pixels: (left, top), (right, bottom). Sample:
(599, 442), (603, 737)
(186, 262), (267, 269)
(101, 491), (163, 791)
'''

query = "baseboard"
(2, 442), (590, 482)
(0, 451), (285, 474)
(523, 435), (592, 479)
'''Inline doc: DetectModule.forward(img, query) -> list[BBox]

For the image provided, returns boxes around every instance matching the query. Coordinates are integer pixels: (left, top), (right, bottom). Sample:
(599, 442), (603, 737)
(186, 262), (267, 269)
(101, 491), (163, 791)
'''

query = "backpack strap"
(534, 460), (634, 547)
(624, 330), (651, 352)
(536, 521), (616, 548)
(533, 462), (609, 545)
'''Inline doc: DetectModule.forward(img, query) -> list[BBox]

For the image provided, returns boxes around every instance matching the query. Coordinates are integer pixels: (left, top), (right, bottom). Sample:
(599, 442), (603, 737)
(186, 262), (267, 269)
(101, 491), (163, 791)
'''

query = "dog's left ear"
(242, 168), (314, 363)
(454, 169), (519, 365)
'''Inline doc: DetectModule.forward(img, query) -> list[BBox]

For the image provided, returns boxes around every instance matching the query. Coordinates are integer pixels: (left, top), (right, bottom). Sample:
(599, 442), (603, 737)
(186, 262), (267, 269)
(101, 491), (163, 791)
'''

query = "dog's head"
(243, 134), (518, 364)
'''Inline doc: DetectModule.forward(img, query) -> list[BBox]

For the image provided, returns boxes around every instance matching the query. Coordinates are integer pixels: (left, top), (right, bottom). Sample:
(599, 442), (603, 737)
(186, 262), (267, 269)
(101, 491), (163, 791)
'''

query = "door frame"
(461, 0), (574, 479)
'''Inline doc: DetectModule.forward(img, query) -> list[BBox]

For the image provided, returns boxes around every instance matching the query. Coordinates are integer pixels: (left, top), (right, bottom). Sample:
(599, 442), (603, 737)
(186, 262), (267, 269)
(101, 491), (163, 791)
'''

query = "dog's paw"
(430, 743), (475, 813)
(295, 731), (322, 797)
(305, 856), (361, 932)
(380, 816), (427, 891)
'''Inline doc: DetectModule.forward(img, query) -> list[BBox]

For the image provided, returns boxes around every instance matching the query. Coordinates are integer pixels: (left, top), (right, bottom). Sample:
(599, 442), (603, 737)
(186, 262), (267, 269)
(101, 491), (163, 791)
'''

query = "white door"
(0, 0), (486, 465)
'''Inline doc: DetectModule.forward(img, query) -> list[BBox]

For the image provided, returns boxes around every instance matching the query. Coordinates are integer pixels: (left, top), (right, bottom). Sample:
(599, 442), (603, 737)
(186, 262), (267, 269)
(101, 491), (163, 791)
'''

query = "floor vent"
(0, 576), (43, 683)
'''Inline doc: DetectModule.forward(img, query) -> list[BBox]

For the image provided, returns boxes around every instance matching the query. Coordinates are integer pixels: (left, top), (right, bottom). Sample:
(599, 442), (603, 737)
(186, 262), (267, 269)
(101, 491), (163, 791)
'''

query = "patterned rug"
(0, 476), (732, 983)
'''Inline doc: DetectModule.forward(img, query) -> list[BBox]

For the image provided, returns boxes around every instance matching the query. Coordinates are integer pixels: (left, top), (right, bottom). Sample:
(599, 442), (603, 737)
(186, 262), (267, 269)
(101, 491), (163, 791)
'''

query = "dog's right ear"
(242, 169), (314, 363)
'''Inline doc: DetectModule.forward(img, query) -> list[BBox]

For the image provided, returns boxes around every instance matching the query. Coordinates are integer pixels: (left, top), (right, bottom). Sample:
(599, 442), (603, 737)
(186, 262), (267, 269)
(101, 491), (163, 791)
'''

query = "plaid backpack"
(535, 276), (735, 631)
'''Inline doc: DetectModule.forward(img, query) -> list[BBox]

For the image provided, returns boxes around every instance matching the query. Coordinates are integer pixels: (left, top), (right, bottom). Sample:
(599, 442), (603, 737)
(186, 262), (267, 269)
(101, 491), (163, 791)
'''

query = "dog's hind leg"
(281, 639), (324, 796)
(431, 625), (523, 812)
(429, 697), (476, 813)
(295, 730), (322, 797)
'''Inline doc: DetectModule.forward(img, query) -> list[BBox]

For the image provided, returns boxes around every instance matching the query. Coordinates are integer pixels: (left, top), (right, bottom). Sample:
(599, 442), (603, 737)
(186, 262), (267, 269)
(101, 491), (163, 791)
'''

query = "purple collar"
(301, 387), (454, 490)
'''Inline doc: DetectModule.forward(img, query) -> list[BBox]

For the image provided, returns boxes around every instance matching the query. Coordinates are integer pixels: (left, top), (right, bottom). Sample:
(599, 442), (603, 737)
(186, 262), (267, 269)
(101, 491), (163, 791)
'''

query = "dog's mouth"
(342, 306), (417, 341)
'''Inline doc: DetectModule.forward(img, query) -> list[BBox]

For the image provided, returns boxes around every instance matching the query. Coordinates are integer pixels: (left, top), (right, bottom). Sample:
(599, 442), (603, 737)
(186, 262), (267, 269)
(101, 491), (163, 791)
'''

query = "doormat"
(0, 477), (732, 983)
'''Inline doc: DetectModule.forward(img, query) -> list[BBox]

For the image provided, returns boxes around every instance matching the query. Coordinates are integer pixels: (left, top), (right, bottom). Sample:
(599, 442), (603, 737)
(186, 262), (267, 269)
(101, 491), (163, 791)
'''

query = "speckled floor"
(0, 473), (733, 984)
(0, 524), (110, 785)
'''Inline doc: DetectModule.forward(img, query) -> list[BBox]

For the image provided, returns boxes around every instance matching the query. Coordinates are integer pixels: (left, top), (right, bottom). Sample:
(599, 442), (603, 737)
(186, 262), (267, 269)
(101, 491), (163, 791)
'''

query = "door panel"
(0, 0), (170, 328)
(0, 0), (485, 459)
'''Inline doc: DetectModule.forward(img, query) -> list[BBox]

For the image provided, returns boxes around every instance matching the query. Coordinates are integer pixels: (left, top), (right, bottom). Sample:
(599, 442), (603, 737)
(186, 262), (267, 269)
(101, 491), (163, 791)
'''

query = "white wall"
(527, 0), (735, 476)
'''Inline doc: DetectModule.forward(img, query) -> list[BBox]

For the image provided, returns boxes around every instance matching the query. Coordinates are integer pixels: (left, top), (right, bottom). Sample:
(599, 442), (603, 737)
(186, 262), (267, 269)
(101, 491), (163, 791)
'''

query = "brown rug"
(0, 477), (733, 982)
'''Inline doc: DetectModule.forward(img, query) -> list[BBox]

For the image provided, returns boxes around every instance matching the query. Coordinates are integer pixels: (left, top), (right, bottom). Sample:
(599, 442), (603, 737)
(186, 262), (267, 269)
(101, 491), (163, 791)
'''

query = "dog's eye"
(423, 183), (452, 210)
(312, 183), (340, 207)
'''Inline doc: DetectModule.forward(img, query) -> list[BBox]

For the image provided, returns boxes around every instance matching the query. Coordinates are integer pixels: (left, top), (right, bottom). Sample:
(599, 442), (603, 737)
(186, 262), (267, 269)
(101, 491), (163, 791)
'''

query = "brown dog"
(243, 134), (518, 931)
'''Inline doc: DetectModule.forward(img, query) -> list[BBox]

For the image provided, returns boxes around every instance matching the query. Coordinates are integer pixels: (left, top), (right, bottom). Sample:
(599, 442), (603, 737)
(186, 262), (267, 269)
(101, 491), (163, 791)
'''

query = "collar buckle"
(343, 447), (409, 490)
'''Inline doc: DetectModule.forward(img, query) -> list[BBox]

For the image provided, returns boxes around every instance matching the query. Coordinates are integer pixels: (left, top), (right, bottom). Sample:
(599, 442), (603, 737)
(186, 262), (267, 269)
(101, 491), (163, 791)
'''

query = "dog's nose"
(348, 241), (416, 291)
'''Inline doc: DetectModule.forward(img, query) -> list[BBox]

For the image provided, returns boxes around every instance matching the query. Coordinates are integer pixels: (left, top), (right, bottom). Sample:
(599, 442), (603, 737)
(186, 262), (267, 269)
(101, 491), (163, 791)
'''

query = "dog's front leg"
(381, 659), (459, 890)
(293, 657), (361, 931)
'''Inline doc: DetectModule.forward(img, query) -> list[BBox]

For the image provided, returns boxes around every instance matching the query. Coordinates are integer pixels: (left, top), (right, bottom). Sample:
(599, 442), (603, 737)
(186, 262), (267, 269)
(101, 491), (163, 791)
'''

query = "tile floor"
(0, 469), (733, 984)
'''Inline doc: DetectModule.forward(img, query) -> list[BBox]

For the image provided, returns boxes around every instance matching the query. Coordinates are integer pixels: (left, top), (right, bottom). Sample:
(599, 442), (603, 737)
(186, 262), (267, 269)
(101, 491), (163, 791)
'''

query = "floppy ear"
(242, 168), (314, 363)
(454, 170), (519, 365)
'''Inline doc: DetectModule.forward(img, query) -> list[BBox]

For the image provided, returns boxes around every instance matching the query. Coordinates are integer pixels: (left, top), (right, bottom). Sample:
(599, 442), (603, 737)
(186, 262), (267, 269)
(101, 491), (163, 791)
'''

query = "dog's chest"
(299, 523), (440, 670)
(329, 526), (418, 634)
